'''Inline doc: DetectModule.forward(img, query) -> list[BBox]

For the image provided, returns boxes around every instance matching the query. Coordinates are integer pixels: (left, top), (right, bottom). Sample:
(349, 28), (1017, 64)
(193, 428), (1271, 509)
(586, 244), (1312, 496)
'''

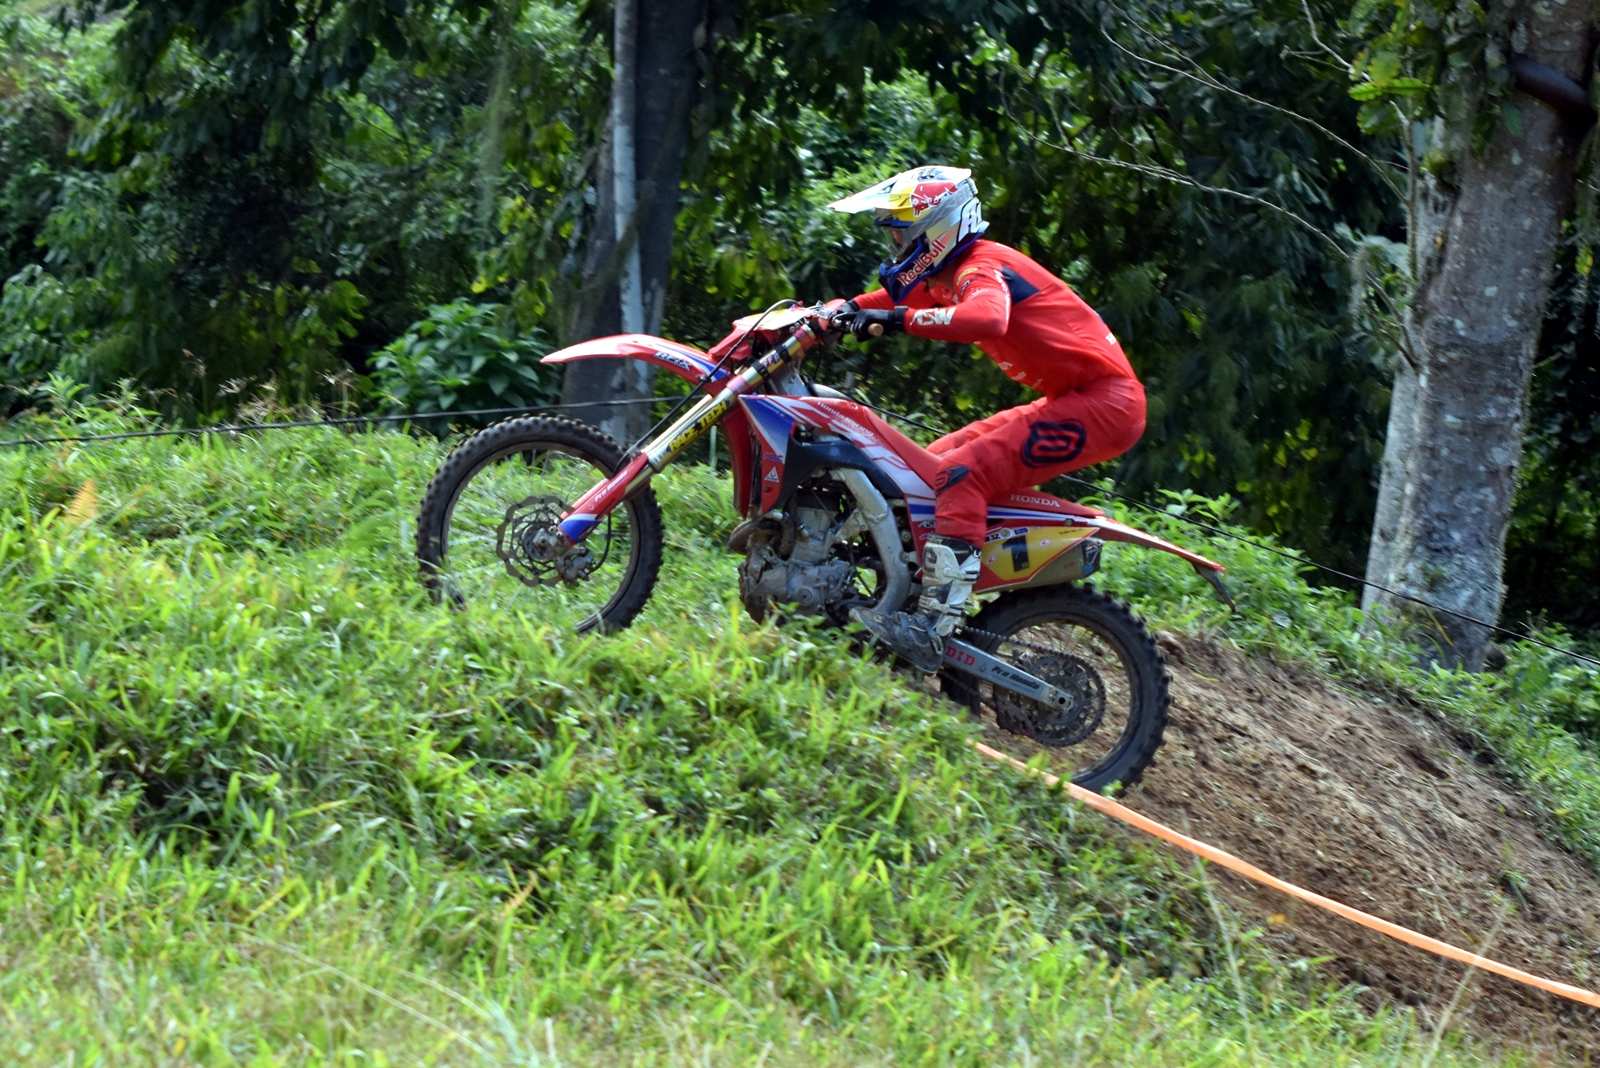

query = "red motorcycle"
(416, 302), (1230, 790)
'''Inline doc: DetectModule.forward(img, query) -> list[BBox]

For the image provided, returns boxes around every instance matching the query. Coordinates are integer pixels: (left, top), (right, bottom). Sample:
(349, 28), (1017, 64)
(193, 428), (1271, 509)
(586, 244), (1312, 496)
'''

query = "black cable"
(10, 302), (802, 457)
(849, 396), (946, 437)
(0, 397), (661, 449)
(855, 400), (1600, 671)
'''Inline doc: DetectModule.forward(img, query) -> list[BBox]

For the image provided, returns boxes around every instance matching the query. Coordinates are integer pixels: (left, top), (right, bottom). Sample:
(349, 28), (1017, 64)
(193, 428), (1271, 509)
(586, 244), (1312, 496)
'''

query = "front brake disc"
(496, 494), (595, 587)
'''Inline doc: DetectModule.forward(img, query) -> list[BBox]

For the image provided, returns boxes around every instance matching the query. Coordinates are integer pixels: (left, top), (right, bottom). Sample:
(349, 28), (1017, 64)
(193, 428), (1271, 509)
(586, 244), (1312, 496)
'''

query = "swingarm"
(942, 638), (1076, 713)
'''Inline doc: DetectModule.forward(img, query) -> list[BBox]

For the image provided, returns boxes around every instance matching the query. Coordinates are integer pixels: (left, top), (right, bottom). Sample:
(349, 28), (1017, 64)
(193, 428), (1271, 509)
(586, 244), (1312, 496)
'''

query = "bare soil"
(979, 631), (1600, 1055)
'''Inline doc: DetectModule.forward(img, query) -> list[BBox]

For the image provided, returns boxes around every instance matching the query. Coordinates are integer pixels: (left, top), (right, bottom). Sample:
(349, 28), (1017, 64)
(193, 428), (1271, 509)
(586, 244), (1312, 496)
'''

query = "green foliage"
(63, 0), (494, 153)
(0, 2), (598, 417)
(0, 12), (94, 409)
(651, 1), (1403, 579)
(0, 12), (76, 274)
(0, 264), (84, 406)
(1504, 637), (1600, 739)
(1503, 238), (1600, 635)
(0, 401), (1508, 1064)
(371, 298), (556, 424)
(0, 10), (367, 411)
(1345, 0), (1516, 147)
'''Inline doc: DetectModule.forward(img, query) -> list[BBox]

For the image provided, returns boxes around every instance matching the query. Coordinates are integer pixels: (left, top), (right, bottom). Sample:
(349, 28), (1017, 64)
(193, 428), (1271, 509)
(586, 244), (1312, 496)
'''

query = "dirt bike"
(415, 302), (1231, 791)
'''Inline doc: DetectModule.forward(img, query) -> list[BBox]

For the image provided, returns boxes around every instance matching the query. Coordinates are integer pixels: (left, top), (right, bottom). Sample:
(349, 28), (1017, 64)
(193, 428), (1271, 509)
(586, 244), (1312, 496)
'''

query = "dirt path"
(980, 631), (1600, 1055)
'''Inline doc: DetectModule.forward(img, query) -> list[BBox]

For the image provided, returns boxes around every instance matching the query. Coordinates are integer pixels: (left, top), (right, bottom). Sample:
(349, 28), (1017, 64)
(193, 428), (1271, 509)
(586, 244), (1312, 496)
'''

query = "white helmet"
(828, 165), (988, 301)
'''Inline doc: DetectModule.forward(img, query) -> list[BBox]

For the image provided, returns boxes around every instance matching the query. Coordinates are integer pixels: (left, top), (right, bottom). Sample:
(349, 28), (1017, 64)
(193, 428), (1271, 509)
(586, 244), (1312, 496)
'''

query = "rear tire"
(943, 584), (1169, 793)
(416, 416), (664, 633)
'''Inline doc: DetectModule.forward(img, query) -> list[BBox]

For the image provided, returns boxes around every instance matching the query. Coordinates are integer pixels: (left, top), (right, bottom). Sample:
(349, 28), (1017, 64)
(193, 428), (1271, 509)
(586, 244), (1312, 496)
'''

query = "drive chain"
(955, 622), (1059, 659)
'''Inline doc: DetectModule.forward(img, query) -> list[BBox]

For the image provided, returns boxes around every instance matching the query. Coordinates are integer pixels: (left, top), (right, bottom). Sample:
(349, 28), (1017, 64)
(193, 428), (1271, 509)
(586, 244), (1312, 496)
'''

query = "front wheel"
(416, 416), (664, 633)
(942, 585), (1170, 793)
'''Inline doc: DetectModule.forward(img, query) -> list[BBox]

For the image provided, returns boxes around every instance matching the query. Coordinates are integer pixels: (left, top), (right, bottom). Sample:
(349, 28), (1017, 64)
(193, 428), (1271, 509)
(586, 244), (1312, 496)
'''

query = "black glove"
(835, 304), (906, 339)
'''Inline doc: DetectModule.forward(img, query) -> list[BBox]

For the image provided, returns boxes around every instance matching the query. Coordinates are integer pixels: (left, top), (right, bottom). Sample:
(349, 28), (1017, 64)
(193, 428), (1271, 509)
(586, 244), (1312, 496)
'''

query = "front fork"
(556, 324), (820, 545)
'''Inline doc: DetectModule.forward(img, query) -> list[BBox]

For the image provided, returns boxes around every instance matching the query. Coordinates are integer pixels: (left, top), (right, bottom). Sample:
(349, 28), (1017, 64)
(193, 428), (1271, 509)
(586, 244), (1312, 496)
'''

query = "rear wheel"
(942, 585), (1169, 793)
(416, 416), (663, 633)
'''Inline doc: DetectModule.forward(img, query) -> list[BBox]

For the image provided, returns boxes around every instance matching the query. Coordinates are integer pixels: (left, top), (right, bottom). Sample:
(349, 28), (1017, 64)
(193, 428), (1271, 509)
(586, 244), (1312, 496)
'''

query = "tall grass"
(0, 398), (1572, 1064)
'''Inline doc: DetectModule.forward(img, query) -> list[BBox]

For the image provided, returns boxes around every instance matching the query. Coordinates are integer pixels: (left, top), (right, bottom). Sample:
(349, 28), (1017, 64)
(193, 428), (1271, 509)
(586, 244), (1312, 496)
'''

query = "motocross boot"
(850, 535), (980, 673)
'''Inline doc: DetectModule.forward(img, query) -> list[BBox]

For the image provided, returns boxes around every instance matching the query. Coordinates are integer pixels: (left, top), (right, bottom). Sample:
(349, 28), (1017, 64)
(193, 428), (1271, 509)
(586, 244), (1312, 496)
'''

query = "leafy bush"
(1506, 636), (1600, 738)
(0, 265), (85, 409)
(371, 299), (556, 426)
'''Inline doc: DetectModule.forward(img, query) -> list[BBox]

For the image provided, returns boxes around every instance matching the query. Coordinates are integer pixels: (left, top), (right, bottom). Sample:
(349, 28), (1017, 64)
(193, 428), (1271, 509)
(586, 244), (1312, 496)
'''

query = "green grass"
(0, 398), (1585, 1064)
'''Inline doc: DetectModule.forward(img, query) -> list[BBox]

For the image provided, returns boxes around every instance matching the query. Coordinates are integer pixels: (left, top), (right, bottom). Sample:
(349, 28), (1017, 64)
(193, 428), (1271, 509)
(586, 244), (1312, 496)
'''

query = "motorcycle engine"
(737, 495), (859, 622)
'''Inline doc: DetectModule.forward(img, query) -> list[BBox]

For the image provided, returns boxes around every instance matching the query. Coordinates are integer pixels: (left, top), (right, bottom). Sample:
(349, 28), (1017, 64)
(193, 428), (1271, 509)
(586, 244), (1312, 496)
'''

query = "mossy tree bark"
(1363, 4), (1594, 669)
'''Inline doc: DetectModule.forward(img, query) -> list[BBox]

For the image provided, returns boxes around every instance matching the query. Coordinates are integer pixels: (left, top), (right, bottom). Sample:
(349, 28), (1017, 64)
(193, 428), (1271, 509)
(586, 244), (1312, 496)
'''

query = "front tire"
(416, 416), (664, 633)
(943, 585), (1170, 793)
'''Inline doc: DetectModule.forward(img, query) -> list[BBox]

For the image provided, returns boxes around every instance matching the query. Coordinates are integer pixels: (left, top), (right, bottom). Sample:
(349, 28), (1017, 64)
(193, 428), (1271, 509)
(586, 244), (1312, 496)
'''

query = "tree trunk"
(1362, 135), (1451, 614)
(561, 0), (706, 445)
(612, 0), (644, 338)
(1363, 8), (1593, 670)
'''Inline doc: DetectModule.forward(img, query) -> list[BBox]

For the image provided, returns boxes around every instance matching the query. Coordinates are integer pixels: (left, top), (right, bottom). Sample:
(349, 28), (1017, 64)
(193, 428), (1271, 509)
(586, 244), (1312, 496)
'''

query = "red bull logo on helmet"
(908, 180), (960, 217)
(895, 232), (950, 287)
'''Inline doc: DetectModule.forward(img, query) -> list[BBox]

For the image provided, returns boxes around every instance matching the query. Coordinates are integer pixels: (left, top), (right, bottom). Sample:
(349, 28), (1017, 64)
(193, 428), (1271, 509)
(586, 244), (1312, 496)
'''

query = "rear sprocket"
(992, 649), (1107, 747)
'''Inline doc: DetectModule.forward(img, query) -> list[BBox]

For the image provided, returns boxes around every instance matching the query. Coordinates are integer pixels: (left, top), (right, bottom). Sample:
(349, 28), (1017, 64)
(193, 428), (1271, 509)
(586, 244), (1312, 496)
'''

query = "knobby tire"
(946, 584), (1170, 794)
(416, 416), (664, 633)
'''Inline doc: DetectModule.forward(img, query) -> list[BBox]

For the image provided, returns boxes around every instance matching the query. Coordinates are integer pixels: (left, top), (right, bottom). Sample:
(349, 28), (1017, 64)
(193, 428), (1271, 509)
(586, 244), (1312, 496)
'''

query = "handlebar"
(718, 300), (864, 368)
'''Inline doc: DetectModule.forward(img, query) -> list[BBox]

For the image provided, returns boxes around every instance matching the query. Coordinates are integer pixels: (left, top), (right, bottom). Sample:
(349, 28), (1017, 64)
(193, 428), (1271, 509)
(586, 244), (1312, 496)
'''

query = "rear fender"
(540, 334), (728, 391)
(983, 502), (1225, 572)
(1083, 515), (1223, 571)
(980, 507), (1233, 607)
(1087, 516), (1235, 608)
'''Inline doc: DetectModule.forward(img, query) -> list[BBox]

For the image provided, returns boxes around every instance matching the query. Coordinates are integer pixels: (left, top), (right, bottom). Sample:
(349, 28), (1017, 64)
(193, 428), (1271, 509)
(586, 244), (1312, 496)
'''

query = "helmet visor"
(872, 207), (913, 232)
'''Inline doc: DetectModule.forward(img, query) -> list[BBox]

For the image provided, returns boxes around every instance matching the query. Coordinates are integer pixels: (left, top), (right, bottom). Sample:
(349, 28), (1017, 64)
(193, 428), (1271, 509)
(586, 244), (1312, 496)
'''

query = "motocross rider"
(830, 165), (1147, 672)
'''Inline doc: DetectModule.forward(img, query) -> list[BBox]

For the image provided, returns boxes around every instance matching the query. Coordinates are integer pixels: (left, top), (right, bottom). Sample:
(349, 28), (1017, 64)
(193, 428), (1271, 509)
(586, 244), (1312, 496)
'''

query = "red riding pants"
(927, 375), (1147, 544)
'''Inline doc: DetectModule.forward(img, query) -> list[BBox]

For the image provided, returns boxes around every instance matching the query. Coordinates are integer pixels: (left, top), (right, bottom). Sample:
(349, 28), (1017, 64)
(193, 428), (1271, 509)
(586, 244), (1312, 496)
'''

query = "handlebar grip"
(868, 322), (884, 337)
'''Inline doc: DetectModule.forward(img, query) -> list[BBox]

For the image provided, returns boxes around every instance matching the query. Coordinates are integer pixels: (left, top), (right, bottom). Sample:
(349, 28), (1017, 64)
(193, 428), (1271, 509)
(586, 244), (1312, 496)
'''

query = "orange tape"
(971, 740), (1600, 1009)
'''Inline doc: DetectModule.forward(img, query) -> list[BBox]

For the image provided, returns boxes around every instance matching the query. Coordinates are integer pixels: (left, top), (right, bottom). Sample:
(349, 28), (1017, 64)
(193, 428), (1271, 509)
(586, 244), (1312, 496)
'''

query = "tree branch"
(1021, 107), (1348, 256)
(1299, 0), (1351, 67)
(999, 81), (1423, 372)
(1111, 25), (1407, 202)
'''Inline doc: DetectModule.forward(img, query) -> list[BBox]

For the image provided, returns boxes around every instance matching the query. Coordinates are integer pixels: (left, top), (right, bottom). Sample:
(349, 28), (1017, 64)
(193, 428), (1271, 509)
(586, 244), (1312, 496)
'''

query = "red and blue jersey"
(853, 239), (1136, 396)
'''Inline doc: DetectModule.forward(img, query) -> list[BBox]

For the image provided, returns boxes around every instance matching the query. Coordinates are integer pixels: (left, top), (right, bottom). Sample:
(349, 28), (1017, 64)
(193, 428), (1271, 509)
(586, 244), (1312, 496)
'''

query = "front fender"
(541, 334), (727, 390)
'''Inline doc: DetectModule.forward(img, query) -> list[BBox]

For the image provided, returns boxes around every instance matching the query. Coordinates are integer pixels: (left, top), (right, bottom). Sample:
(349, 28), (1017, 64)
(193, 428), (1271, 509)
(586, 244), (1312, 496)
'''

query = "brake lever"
(810, 302), (852, 345)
